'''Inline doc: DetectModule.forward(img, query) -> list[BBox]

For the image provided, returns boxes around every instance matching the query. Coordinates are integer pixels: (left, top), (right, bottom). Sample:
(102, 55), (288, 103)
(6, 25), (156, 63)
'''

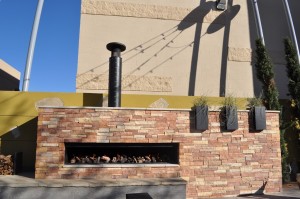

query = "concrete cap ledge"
(36, 106), (281, 113)
(37, 106), (192, 111)
(0, 175), (186, 188)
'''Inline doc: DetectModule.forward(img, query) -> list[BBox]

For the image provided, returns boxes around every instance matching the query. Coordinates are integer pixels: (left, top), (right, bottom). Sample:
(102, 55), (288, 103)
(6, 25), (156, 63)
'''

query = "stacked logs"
(0, 155), (13, 175)
(69, 154), (168, 164)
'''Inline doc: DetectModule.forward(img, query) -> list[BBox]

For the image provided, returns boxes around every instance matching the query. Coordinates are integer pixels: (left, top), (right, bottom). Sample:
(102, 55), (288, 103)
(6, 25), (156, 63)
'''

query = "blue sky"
(0, 0), (81, 92)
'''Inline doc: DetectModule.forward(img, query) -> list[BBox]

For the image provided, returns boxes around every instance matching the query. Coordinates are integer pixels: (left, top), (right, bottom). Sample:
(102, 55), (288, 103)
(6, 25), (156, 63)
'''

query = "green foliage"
(247, 96), (263, 108)
(222, 95), (237, 107)
(283, 38), (300, 182)
(284, 38), (300, 100)
(255, 39), (280, 110)
(284, 38), (300, 128)
(255, 38), (287, 182)
(193, 96), (208, 107)
(280, 128), (290, 183)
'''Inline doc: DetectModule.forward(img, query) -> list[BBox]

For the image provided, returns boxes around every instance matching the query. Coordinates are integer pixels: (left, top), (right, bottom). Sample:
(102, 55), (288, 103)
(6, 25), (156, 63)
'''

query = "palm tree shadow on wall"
(208, 1), (240, 96)
(177, 0), (213, 96)
(178, 0), (240, 96)
(77, 1), (240, 96)
(176, 0), (240, 96)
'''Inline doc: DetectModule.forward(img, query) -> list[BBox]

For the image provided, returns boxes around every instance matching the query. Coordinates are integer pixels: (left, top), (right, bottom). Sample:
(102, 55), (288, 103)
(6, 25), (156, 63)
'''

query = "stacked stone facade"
(36, 107), (282, 198)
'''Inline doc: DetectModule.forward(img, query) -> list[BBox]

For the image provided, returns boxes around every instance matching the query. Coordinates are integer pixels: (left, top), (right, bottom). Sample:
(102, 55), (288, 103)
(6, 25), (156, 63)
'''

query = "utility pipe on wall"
(283, 0), (300, 63)
(22, 0), (44, 91)
(252, 0), (265, 45)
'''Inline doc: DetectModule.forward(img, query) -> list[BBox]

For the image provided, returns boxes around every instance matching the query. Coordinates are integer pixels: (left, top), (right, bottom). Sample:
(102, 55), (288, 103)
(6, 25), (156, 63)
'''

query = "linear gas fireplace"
(65, 143), (179, 165)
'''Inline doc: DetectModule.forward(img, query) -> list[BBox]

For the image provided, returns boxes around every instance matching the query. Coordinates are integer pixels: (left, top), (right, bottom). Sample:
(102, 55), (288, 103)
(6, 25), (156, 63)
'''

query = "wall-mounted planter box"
(253, 106), (266, 131)
(225, 106), (238, 131)
(194, 106), (208, 130)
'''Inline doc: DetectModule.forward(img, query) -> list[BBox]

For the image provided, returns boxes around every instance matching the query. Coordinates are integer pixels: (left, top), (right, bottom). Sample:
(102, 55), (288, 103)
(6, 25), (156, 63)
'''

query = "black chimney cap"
(106, 42), (126, 52)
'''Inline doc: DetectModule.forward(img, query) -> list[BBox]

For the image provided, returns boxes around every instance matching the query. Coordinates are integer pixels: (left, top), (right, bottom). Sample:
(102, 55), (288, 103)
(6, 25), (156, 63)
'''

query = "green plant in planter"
(223, 95), (237, 106)
(222, 95), (238, 131)
(193, 96), (209, 131)
(247, 96), (266, 131)
(193, 96), (208, 107)
(247, 96), (263, 108)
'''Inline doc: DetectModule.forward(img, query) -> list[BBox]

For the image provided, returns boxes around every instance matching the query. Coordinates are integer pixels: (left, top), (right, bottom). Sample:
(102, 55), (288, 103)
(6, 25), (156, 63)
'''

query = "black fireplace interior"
(65, 143), (179, 164)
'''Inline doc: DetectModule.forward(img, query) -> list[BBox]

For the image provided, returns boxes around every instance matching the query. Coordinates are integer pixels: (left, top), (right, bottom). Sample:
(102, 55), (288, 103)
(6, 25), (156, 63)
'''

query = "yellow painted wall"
(0, 91), (102, 170)
(0, 91), (102, 135)
(0, 91), (247, 139)
(121, 94), (248, 109)
(0, 91), (251, 171)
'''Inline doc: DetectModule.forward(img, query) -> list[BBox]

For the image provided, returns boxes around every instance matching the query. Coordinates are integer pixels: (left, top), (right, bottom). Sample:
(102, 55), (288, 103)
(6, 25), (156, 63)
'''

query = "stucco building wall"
(0, 59), (20, 91)
(77, 0), (299, 99)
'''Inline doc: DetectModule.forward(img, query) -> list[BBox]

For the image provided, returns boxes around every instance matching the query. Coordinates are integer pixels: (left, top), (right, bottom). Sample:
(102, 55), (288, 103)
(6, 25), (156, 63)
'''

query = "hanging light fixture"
(216, 0), (228, 11)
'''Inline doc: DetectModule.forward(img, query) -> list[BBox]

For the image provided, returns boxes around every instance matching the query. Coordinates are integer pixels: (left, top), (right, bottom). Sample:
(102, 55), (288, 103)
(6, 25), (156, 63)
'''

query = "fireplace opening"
(65, 143), (179, 165)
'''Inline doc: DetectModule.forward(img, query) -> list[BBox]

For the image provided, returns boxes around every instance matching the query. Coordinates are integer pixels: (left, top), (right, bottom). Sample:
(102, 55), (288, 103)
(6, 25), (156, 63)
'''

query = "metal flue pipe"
(253, 0), (265, 45)
(106, 42), (126, 107)
(283, 0), (300, 63)
(22, 0), (44, 91)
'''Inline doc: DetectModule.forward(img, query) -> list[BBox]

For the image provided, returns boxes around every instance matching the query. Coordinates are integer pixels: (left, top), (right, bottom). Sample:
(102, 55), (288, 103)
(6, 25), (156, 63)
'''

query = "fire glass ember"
(65, 143), (179, 164)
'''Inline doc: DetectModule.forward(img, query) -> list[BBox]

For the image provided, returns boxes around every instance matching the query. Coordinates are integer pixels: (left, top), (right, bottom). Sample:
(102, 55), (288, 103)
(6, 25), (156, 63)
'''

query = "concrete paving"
(217, 183), (300, 199)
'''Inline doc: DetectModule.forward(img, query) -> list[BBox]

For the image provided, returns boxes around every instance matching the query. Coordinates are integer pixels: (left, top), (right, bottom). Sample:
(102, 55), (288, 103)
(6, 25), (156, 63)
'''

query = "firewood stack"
(69, 153), (169, 164)
(0, 154), (13, 175)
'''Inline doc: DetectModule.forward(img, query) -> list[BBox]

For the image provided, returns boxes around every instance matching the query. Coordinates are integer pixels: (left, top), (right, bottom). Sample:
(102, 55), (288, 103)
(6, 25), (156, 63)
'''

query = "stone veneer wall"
(36, 107), (282, 199)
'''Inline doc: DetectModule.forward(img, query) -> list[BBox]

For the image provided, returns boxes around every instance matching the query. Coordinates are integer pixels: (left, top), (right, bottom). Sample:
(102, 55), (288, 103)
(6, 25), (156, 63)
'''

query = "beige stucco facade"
(0, 59), (20, 91)
(77, 0), (300, 99)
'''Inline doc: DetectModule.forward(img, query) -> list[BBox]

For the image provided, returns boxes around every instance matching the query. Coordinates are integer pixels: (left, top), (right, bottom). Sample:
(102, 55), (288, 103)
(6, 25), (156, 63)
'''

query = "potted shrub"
(193, 96), (209, 131)
(222, 95), (238, 131)
(247, 97), (266, 131)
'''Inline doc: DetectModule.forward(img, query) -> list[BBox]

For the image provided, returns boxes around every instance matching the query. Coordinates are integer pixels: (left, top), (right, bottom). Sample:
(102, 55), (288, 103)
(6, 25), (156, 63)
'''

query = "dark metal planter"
(195, 105), (209, 131)
(225, 106), (238, 131)
(253, 106), (266, 131)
